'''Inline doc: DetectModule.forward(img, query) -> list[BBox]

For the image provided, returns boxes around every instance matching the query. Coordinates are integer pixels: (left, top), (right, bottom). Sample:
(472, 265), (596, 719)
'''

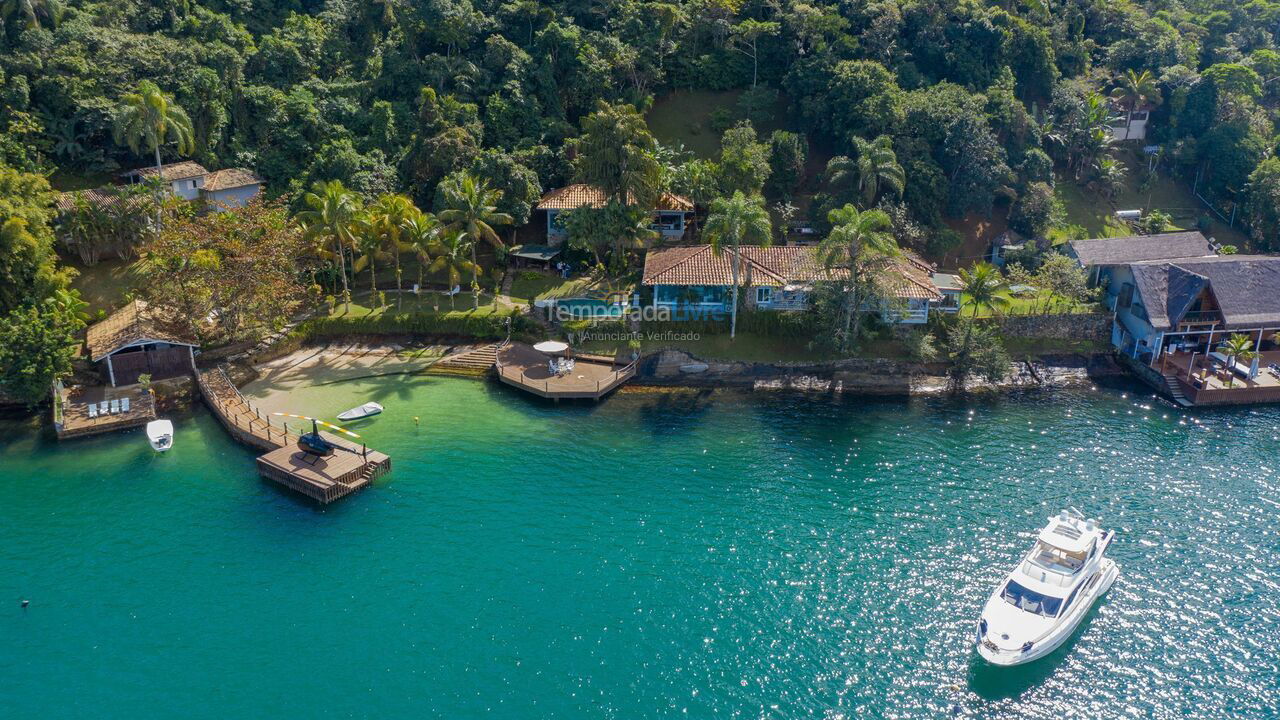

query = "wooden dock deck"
(196, 367), (391, 503)
(495, 343), (636, 400)
(54, 383), (156, 440)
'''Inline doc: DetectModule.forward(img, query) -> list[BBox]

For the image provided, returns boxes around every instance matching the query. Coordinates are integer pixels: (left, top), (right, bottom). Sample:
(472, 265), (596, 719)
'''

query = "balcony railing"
(1179, 311), (1221, 324)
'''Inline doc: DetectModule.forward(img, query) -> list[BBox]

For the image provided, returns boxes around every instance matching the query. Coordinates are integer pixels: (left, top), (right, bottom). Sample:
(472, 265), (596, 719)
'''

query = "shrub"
(299, 310), (537, 341)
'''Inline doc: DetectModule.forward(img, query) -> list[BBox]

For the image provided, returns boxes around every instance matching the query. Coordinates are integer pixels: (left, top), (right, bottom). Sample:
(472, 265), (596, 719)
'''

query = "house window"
(1117, 283), (1134, 309)
(755, 287), (772, 305)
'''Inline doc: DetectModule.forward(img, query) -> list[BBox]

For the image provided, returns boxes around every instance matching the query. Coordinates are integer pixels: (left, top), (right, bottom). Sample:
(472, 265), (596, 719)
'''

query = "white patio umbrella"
(533, 340), (569, 354)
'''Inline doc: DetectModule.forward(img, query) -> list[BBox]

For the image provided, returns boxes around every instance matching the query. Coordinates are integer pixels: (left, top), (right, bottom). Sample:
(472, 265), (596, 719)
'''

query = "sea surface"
(1, 376), (1278, 719)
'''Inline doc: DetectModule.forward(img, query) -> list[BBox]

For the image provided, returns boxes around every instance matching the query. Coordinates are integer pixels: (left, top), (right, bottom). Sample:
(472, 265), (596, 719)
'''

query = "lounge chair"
(87, 403), (98, 419)
(109, 399), (121, 414)
(121, 397), (131, 412)
(98, 401), (110, 415)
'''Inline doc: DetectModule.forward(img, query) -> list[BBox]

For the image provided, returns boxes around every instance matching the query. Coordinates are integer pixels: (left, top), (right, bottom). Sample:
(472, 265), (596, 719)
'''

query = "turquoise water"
(2, 377), (1278, 718)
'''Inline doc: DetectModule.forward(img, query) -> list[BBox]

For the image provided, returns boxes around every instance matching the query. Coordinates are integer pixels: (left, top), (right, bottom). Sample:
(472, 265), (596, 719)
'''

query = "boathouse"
(86, 300), (198, 387)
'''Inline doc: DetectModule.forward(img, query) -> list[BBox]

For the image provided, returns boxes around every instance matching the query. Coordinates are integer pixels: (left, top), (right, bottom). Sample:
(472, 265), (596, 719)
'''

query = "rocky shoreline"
(631, 348), (1129, 395)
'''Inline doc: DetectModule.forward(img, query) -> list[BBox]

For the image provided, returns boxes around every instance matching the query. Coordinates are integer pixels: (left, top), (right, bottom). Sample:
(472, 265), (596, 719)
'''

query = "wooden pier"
(53, 382), (157, 440)
(196, 367), (391, 503)
(495, 342), (636, 400)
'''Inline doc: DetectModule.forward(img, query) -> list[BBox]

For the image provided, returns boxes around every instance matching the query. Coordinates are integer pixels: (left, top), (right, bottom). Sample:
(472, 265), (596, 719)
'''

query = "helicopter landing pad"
(255, 431), (391, 504)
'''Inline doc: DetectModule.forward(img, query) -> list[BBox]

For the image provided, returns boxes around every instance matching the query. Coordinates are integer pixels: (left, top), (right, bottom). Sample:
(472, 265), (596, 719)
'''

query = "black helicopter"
(272, 413), (365, 458)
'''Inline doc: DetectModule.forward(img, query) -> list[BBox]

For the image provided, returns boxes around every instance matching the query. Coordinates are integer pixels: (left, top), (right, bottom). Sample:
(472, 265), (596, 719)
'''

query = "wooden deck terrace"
(1157, 349), (1280, 406)
(495, 343), (636, 400)
(196, 367), (391, 503)
(54, 383), (156, 439)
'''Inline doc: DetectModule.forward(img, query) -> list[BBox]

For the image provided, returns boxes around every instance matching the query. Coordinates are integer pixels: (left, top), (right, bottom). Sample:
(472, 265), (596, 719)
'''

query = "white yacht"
(146, 419), (174, 452)
(976, 510), (1118, 666)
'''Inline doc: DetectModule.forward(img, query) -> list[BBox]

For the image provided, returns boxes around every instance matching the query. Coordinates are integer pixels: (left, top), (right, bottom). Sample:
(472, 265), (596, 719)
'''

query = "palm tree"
(352, 213), (389, 302)
(1218, 333), (1256, 387)
(365, 194), (419, 309)
(427, 228), (480, 310)
(297, 180), (363, 313)
(703, 191), (772, 339)
(1093, 154), (1128, 199)
(112, 81), (194, 187)
(401, 210), (439, 308)
(437, 172), (513, 310)
(1110, 69), (1161, 137)
(826, 136), (905, 208)
(2, 0), (59, 30)
(816, 204), (899, 350)
(956, 262), (1010, 348)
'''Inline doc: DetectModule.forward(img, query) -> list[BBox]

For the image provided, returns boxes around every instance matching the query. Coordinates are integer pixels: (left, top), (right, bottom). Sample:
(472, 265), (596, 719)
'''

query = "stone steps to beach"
(429, 343), (501, 373)
(1162, 373), (1194, 407)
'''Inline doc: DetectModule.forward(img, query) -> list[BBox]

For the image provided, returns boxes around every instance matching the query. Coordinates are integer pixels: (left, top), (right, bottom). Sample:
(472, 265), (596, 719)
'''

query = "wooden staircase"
(429, 343), (502, 374)
(1162, 373), (1194, 407)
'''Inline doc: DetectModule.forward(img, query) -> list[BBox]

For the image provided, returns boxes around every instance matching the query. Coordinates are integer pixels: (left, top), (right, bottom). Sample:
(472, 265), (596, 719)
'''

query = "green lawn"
(331, 290), (508, 319)
(68, 258), (136, 316)
(1051, 152), (1249, 247)
(646, 89), (789, 159)
(507, 271), (615, 303)
(961, 290), (1099, 318)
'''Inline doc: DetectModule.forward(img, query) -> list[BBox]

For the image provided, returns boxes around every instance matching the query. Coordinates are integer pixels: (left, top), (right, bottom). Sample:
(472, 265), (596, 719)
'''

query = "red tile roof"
(642, 245), (942, 301)
(202, 168), (263, 192)
(536, 184), (694, 212)
(121, 161), (209, 182)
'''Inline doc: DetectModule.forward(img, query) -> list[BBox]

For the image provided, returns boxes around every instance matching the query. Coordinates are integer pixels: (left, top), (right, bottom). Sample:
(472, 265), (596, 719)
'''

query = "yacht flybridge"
(976, 510), (1118, 666)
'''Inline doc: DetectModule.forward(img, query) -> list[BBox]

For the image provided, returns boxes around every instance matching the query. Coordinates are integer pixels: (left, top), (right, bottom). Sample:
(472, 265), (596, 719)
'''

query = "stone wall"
(993, 313), (1111, 341)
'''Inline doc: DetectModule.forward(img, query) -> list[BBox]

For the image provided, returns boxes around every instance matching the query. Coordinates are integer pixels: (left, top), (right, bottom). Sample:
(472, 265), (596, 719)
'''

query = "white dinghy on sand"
(337, 402), (383, 422)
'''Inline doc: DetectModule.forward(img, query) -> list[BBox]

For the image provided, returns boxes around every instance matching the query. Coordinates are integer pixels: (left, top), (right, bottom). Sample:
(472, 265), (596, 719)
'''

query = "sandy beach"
(239, 342), (480, 414)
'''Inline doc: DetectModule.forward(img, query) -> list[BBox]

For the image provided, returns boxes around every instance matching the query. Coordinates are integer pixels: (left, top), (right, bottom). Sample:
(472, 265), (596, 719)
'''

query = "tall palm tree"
(352, 212), (389, 301)
(401, 210), (439, 308)
(816, 204), (899, 350)
(703, 191), (772, 339)
(437, 172), (513, 310)
(826, 136), (905, 208)
(957, 261), (1010, 348)
(297, 180), (363, 313)
(112, 81), (194, 185)
(1110, 69), (1161, 136)
(427, 228), (480, 311)
(366, 194), (419, 309)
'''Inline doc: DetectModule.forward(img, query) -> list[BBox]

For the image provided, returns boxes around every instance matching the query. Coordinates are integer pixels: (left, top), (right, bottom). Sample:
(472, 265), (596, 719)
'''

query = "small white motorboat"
(976, 509), (1119, 666)
(146, 419), (174, 452)
(337, 402), (383, 422)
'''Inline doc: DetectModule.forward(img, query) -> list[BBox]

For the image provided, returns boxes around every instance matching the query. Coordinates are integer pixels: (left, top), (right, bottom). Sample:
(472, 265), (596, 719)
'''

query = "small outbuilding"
(85, 300), (198, 387)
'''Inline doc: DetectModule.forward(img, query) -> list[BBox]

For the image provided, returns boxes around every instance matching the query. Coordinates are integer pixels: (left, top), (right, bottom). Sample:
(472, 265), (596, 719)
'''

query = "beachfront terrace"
(495, 342), (636, 400)
(1157, 349), (1280, 405)
(54, 382), (156, 439)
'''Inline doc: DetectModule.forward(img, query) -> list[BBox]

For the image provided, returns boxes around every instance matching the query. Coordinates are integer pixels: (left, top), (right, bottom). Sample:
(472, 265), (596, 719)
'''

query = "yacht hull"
(977, 559), (1118, 666)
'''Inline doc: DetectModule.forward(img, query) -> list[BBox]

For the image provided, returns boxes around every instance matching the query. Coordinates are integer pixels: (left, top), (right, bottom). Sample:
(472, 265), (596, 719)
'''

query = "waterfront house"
(1110, 255), (1280, 405)
(931, 272), (963, 313)
(86, 300), (198, 387)
(641, 245), (945, 323)
(537, 184), (694, 243)
(1067, 231), (1215, 288)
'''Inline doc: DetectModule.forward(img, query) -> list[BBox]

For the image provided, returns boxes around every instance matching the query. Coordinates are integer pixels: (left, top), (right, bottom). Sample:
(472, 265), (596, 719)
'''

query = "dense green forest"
(4, 0), (1280, 400)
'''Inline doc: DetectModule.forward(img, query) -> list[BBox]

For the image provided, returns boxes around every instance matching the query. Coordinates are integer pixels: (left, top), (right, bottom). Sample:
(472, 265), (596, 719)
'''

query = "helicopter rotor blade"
(271, 412), (361, 438)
